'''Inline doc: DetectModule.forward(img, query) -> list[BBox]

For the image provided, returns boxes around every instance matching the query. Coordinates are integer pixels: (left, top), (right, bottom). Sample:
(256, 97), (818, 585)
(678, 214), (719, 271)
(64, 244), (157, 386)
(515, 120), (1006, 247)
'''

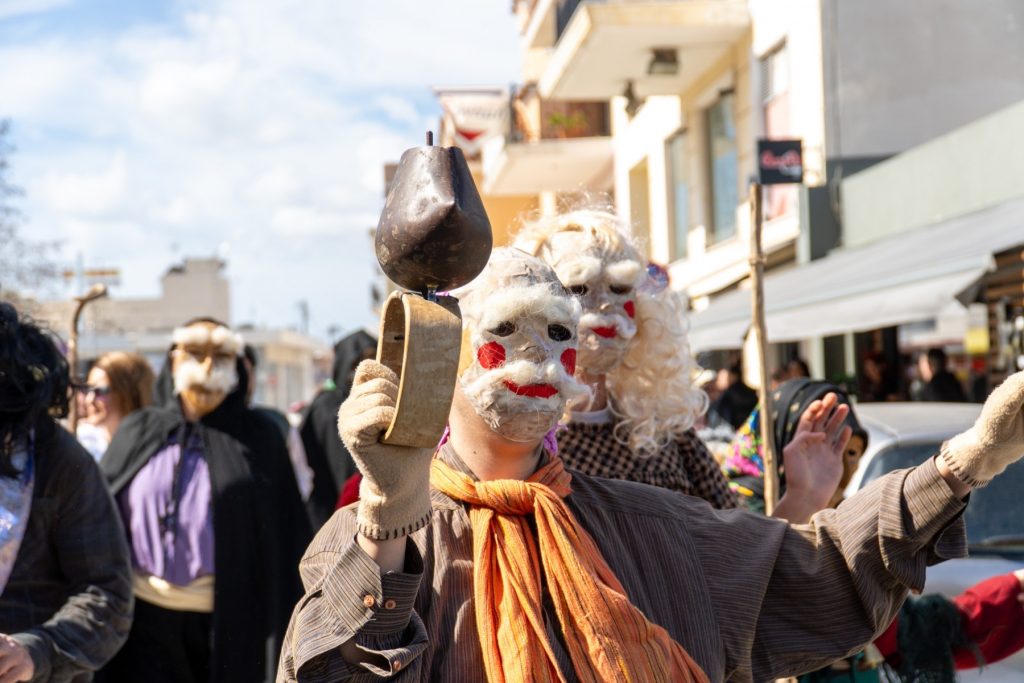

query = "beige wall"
(843, 99), (1024, 247)
(34, 258), (230, 338)
(821, 0), (1024, 159)
(474, 167), (539, 247)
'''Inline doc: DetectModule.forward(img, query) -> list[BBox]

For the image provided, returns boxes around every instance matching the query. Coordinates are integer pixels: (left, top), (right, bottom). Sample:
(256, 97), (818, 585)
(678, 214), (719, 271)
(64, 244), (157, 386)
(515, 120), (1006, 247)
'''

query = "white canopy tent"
(687, 197), (1024, 352)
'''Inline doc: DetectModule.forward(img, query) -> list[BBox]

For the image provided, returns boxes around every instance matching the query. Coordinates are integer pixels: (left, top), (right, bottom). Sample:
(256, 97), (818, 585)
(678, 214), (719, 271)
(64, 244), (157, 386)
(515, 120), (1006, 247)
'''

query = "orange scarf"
(430, 455), (709, 683)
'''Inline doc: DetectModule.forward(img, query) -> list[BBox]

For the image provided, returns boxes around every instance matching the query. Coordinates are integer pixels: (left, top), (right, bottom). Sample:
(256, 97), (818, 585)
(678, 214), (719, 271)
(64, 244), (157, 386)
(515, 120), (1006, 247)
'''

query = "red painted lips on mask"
(503, 381), (559, 398)
(592, 326), (617, 338)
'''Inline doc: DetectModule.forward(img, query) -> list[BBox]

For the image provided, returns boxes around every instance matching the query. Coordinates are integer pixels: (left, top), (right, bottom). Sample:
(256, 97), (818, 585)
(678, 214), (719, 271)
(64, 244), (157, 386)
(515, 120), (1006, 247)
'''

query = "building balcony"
(534, 0), (750, 101)
(480, 87), (613, 196)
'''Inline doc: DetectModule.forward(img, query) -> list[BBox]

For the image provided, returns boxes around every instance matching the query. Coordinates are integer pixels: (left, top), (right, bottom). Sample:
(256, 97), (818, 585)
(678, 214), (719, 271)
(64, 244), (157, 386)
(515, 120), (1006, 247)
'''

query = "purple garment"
(118, 431), (214, 586)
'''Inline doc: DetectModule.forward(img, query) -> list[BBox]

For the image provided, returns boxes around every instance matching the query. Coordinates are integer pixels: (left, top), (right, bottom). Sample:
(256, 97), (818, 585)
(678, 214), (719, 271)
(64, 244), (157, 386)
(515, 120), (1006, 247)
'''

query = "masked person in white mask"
(99, 318), (311, 683)
(278, 248), (1023, 682)
(514, 207), (738, 510)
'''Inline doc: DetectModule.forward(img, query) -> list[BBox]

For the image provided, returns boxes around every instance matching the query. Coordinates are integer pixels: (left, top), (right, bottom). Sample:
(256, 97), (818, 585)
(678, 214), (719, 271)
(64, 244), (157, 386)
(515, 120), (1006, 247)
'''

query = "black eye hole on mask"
(490, 321), (516, 337)
(547, 324), (572, 342)
(609, 284), (633, 296)
(568, 284), (589, 297)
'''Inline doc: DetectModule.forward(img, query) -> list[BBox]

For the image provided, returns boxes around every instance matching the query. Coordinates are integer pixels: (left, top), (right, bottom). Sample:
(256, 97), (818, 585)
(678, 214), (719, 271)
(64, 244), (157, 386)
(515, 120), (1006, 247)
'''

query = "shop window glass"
(666, 131), (690, 260)
(706, 92), (738, 243)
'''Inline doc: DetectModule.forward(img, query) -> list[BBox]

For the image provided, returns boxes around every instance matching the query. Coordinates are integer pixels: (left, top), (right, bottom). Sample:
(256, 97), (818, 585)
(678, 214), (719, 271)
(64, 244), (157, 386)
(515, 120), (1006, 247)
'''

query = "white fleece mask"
(545, 231), (644, 374)
(456, 249), (590, 442)
(172, 355), (238, 396)
(170, 323), (242, 417)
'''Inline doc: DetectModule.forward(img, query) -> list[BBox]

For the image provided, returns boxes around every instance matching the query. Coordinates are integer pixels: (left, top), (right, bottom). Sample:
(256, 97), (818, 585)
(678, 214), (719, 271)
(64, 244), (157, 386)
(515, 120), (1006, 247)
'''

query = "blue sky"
(0, 0), (520, 339)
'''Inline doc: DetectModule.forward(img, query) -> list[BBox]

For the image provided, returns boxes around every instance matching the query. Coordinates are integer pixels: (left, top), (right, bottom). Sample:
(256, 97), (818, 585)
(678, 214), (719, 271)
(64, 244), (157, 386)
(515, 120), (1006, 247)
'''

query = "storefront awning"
(687, 197), (1024, 351)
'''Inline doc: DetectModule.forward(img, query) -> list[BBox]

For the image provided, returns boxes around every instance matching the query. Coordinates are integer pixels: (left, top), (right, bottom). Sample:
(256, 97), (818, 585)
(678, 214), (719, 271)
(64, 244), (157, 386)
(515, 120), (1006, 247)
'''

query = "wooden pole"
(748, 182), (779, 515)
(67, 284), (108, 433)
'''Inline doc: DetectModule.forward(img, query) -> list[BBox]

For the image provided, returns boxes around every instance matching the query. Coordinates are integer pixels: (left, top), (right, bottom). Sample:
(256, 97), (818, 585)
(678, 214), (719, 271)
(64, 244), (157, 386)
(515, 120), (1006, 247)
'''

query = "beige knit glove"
(940, 370), (1024, 487)
(337, 360), (434, 540)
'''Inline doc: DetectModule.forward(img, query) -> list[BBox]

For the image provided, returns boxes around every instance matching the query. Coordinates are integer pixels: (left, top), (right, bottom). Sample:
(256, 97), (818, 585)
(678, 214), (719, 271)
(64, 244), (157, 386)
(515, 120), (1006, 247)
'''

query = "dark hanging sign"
(758, 139), (804, 185)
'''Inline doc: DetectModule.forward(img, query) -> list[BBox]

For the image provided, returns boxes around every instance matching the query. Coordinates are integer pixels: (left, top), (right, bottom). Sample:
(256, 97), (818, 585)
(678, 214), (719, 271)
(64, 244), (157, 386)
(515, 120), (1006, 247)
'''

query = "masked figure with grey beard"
(99, 318), (312, 683)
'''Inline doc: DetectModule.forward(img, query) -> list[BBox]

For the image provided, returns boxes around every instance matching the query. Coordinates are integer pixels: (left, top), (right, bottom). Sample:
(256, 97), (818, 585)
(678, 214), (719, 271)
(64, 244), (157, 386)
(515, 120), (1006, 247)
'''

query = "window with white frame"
(761, 42), (796, 220)
(705, 90), (738, 243)
(666, 130), (690, 260)
(628, 159), (652, 258)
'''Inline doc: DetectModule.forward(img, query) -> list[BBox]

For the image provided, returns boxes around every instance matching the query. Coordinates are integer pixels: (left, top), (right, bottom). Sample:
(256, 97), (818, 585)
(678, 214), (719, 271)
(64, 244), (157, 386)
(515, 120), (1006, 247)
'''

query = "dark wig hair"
(0, 302), (71, 474)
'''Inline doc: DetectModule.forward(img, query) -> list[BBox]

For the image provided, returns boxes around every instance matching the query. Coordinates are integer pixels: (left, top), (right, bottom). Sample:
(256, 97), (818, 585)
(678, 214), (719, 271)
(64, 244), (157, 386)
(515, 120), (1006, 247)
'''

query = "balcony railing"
(555, 0), (589, 42)
(509, 85), (610, 143)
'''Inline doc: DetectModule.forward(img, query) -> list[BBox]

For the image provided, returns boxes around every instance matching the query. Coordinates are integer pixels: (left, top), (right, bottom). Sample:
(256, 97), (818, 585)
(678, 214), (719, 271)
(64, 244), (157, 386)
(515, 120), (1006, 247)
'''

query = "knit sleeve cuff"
(10, 630), (52, 682)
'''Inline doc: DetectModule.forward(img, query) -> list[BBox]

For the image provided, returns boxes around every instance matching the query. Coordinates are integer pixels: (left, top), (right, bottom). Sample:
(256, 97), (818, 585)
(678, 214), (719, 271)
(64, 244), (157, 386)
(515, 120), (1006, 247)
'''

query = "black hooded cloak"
(101, 356), (312, 683)
(299, 329), (376, 527)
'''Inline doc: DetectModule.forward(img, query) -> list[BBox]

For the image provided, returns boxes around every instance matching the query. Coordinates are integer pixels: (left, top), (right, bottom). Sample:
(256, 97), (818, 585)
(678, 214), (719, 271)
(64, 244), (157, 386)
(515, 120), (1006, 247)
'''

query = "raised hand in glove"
(337, 359), (435, 540)
(940, 370), (1024, 488)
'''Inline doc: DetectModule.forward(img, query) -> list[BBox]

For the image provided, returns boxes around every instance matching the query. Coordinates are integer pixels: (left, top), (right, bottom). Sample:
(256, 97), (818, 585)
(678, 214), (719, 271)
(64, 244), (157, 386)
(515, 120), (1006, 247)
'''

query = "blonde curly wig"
(515, 206), (708, 457)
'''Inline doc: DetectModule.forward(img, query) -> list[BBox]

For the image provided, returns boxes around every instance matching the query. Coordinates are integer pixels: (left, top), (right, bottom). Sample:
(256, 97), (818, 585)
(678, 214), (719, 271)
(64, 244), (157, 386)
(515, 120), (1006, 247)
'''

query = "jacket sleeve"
(952, 572), (1024, 669)
(12, 441), (133, 681)
(277, 514), (428, 682)
(686, 457), (967, 680)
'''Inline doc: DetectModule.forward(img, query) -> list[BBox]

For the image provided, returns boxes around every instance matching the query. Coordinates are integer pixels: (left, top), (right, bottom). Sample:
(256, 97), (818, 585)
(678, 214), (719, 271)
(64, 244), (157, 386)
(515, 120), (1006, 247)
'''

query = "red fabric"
(874, 618), (898, 659)
(874, 572), (1024, 670)
(952, 572), (1024, 668)
(336, 473), (362, 510)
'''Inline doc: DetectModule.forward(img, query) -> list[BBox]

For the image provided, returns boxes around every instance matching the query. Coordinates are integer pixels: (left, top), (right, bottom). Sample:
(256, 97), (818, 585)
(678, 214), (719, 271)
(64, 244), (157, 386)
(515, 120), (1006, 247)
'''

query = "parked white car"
(845, 402), (1024, 682)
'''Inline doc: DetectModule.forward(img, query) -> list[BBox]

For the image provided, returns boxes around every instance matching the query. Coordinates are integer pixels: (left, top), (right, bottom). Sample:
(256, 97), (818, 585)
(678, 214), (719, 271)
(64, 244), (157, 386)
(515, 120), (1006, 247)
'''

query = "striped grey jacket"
(278, 444), (966, 682)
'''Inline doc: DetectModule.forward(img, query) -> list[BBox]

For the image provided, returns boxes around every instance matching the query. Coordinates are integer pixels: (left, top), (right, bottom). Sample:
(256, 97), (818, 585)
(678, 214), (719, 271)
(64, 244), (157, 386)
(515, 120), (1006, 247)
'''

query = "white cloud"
(0, 0), (72, 21)
(38, 151), (128, 216)
(372, 94), (422, 127)
(1, 0), (520, 338)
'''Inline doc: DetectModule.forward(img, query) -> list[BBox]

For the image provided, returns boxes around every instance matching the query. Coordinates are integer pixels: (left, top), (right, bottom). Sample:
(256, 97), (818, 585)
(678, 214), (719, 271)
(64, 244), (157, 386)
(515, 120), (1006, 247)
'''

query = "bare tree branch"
(0, 119), (59, 297)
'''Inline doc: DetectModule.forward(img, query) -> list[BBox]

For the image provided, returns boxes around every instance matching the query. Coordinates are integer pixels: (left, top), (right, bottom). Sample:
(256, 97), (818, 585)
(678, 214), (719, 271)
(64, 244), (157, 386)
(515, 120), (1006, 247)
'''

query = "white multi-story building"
(499, 0), (1024, 389)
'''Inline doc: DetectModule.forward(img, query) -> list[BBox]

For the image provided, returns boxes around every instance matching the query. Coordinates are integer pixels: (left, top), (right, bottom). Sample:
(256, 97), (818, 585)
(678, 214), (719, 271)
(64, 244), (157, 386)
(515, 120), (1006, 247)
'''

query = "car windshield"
(859, 443), (1024, 550)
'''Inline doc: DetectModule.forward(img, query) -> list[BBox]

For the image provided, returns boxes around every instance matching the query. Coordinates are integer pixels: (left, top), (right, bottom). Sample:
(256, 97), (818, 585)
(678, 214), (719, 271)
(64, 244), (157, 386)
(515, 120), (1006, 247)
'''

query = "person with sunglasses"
(76, 352), (155, 460)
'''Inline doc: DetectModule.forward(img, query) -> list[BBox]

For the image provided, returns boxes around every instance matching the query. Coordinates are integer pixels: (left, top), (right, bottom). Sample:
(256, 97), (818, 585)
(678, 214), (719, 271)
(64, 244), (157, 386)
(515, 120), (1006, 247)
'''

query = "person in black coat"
(0, 303), (132, 682)
(299, 329), (376, 528)
(917, 348), (967, 403)
(99, 318), (311, 683)
(709, 364), (759, 430)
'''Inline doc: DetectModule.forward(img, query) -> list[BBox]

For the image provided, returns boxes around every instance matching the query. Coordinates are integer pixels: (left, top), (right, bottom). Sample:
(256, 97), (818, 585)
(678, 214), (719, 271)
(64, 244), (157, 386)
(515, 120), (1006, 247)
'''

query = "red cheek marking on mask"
(560, 349), (576, 375)
(477, 341), (506, 370)
(592, 326), (617, 339)
(624, 301), (636, 319)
